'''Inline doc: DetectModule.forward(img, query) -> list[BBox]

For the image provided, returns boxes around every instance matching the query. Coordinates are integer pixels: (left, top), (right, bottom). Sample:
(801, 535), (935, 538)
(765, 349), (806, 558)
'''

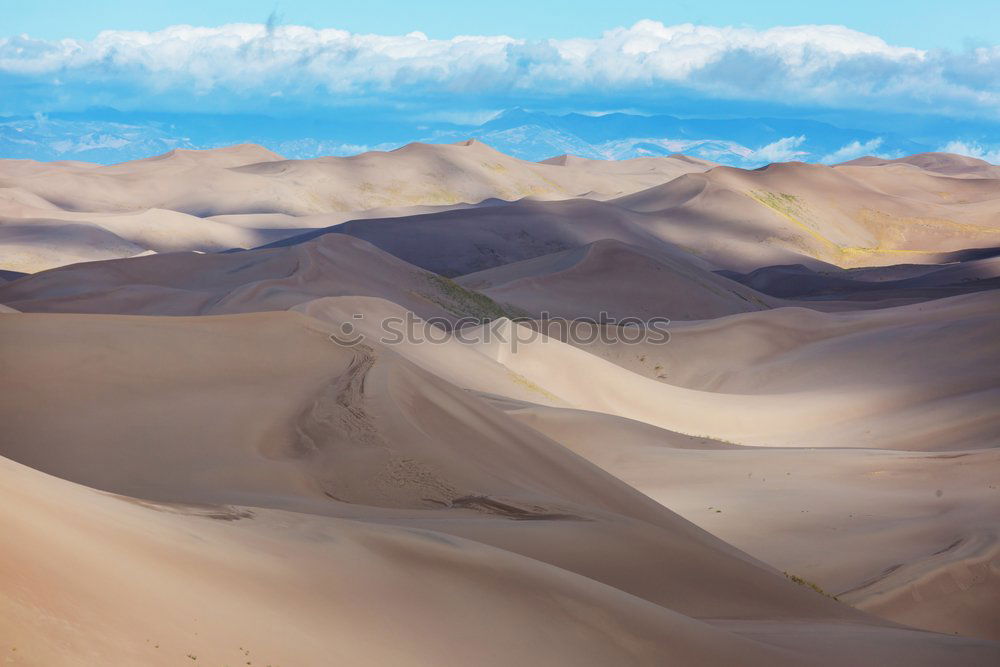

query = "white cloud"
(938, 140), (1000, 164)
(272, 139), (396, 158)
(750, 136), (808, 164)
(0, 21), (997, 117)
(819, 137), (886, 164)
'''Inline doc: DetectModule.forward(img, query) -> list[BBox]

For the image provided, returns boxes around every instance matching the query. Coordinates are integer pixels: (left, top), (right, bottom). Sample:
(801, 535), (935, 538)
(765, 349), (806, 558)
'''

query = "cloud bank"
(819, 138), (891, 164)
(938, 140), (1000, 164)
(1, 20), (998, 117)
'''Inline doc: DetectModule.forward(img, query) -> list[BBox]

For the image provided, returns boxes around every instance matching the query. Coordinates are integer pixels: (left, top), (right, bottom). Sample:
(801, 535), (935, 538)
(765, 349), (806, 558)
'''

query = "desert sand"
(0, 141), (713, 273)
(1, 142), (999, 665)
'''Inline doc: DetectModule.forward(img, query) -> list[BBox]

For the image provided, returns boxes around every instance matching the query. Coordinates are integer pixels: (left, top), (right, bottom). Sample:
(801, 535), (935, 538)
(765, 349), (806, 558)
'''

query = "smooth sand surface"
(504, 404), (1000, 638)
(3, 309), (999, 664)
(5, 143), (1000, 276)
(259, 154), (1000, 281)
(0, 141), (714, 273)
(458, 294), (999, 450)
(0, 233), (523, 322)
(6, 454), (998, 666)
(1, 142), (998, 664)
(456, 238), (774, 321)
(840, 152), (1000, 178)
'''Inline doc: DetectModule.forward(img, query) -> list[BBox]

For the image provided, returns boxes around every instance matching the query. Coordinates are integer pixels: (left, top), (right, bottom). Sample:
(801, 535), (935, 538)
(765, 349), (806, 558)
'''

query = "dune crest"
(2, 142), (999, 663)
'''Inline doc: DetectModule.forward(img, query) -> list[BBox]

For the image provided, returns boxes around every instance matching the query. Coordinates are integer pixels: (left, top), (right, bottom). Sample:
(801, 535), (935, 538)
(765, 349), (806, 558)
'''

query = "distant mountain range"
(425, 109), (930, 165)
(0, 107), (989, 166)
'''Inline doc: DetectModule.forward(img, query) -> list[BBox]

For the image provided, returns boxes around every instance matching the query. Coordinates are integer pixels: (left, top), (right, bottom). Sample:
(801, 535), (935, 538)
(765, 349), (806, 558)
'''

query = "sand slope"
(0, 209), (307, 273)
(0, 233), (519, 322)
(0, 142), (717, 272)
(0, 456), (797, 667)
(272, 197), (684, 276)
(612, 160), (1000, 270)
(456, 238), (774, 320)
(841, 152), (1000, 178)
(2, 143), (999, 663)
(506, 403), (1000, 639)
(6, 144), (1000, 277)
(252, 151), (1000, 281)
(719, 254), (1000, 305)
(0, 220), (150, 273)
(3, 309), (999, 664)
(0, 140), (712, 217)
(0, 310), (866, 619)
(459, 293), (999, 450)
(7, 455), (999, 666)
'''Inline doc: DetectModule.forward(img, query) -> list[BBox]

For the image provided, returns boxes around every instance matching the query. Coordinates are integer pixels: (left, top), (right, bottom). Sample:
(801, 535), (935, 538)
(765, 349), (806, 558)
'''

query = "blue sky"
(5, 0), (1000, 49)
(1, 2), (999, 163)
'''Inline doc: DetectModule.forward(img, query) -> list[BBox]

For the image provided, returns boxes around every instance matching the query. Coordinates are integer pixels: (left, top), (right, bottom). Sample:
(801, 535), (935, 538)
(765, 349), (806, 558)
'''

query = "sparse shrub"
(784, 572), (840, 601)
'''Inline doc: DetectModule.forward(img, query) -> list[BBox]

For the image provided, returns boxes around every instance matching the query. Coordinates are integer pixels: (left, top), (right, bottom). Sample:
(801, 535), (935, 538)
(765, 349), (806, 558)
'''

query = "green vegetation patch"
(507, 370), (561, 401)
(784, 571), (840, 601)
(747, 190), (838, 248)
(748, 191), (804, 219)
(420, 273), (522, 321)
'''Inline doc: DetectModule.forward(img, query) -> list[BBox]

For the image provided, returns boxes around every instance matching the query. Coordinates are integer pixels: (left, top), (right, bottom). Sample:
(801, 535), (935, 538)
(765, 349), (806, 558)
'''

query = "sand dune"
(0, 141), (716, 273)
(467, 291), (999, 636)
(3, 218), (995, 453)
(0, 209), (306, 273)
(6, 455), (997, 666)
(540, 291), (1000, 394)
(250, 151), (1000, 282)
(505, 404), (1000, 638)
(0, 456), (797, 667)
(0, 220), (150, 273)
(2, 142), (998, 664)
(613, 160), (1000, 270)
(459, 293), (999, 450)
(291, 296), (570, 406)
(0, 140), (712, 218)
(5, 144), (999, 277)
(268, 197), (686, 276)
(229, 140), (715, 210)
(457, 238), (774, 320)
(0, 310), (868, 618)
(0, 233), (521, 321)
(0, 186), (65, 214)
(719, 254), (1000, 304)
(842, 152), (1000, 178)
(4, 309), (999, 664)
